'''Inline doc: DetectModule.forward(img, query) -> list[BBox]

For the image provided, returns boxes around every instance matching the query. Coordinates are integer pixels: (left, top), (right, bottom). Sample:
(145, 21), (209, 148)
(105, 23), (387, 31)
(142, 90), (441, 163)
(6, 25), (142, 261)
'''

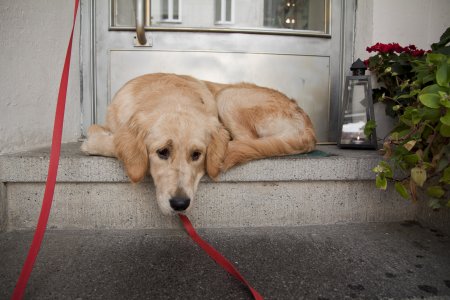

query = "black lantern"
(338, 59), (377, 149)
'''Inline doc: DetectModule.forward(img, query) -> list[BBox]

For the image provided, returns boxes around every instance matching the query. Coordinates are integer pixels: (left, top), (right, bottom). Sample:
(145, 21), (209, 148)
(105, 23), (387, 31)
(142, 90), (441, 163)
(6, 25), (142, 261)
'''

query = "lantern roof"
(350, 58), (367, 75)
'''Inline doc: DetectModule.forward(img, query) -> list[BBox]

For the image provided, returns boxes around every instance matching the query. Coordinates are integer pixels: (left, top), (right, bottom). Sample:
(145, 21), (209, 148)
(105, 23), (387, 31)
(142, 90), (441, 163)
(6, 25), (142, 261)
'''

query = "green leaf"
(376, 174), (387, 190)
(423, 162), (434, 169)
(436, 63), (449, 87)
(412, 112), (423, 125)
(429, 199), (442, 209)
(372, 166), (382, 173)
(395, 94), (410, 100)
(426, 186), (446, 199)
(411, 167), (427, 187)
(419, 94), (441, 108)
(389, 132), (399, 141)
(364, 120), (377, 138)
(440, 97), (450, 108)
(423, 74), (436, 84)
(440, 123), (450, 137)
(421, 84), (443, 94)
(427, 53), (446, 64)
(440, 110), (450, 125)
(397, 129), (412, 139)
(395, 182), (410, 199)
(440, 166), (450, 184)
(403, 154), (419, 166)
(400, 107), (422, 126)
(421, 107), (442, 121)
(399, 116), (412, 126)
(379, 161), (393, 178)
(431, 27), (450, 51)
(437, 158), (449, 173)
(372, 162), (393, 179)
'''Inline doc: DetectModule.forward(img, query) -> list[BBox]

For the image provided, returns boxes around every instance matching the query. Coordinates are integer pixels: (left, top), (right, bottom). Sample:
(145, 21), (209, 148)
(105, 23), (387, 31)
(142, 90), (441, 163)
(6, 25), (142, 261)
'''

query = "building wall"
(0, 0), (81, 154)
(354, 0), (450, 61)
(353, 0), (450, 140)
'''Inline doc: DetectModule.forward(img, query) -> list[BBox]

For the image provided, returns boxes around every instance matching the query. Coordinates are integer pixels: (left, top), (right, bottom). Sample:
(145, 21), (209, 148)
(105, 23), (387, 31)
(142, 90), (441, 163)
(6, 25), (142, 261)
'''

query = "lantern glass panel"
(340, 78), (371, 146)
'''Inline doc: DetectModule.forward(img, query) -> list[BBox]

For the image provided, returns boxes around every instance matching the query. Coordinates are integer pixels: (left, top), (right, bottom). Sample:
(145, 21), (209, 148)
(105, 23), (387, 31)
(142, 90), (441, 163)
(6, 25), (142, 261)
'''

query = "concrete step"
(0, 143), (416, 230)
(1, 222), (449, 299)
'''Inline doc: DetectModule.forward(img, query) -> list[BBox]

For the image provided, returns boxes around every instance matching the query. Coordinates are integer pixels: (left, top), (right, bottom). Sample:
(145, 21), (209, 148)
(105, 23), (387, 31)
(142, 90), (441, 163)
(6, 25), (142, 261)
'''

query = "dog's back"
(214, 83), (316, 170)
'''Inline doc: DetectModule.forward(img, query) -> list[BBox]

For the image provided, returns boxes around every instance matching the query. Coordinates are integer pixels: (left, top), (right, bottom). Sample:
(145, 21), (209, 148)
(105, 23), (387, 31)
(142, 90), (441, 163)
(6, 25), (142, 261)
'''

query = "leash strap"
(179, 214), (264, 300)
(11, 1), (79, 299)
(10, 2), (262, 299)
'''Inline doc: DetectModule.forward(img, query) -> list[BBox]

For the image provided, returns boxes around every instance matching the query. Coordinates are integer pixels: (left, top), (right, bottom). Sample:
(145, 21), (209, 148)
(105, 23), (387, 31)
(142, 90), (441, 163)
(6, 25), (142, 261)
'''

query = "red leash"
(11, 1), (79, 299)
(179, 214), (264, 300)
(11, 1), (263, 299)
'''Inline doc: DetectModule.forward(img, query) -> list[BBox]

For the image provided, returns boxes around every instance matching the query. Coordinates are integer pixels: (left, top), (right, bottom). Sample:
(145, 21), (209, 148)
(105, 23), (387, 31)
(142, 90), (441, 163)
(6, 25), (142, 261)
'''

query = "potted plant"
(367, 27), (450, 209)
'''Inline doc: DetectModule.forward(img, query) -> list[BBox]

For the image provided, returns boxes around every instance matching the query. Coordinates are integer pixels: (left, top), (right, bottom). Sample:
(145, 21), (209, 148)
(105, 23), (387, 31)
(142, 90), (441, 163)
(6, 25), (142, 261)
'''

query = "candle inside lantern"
(352, 135), (365, 144)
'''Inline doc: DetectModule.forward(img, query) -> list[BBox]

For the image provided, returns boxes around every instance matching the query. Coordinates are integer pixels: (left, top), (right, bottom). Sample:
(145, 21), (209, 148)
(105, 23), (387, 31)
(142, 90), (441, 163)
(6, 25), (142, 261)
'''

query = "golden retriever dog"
(81, 73), (316, 215)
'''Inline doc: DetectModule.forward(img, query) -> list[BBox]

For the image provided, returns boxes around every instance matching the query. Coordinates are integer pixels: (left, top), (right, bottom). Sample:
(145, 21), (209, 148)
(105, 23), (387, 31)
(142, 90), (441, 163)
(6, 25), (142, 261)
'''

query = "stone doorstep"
(0, 143), (419, 230)
(0, 142), (382, 183)
(6, 180), (416, 230)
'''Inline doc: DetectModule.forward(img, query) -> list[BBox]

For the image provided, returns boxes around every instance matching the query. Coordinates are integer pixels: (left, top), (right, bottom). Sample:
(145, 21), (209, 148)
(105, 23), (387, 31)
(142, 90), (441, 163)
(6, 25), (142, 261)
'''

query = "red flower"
(366, 42), (428, 57)
(392, 43), (405, 53)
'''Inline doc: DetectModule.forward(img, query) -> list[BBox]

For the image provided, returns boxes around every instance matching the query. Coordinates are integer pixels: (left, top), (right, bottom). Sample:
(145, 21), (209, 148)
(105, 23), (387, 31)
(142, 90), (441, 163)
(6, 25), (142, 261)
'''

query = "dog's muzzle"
(169, 197), (191, 211)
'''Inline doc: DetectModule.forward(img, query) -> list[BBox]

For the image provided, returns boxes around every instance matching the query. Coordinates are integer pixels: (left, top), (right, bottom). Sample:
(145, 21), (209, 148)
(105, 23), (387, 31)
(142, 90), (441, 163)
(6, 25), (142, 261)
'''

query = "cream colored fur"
(81, 73), (316, 215)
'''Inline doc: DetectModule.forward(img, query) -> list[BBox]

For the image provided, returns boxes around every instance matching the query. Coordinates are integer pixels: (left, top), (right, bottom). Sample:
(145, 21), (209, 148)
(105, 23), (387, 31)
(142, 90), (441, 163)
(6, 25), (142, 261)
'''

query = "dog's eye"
(191, 151), (202, 161)
(157, 148), (170, 160)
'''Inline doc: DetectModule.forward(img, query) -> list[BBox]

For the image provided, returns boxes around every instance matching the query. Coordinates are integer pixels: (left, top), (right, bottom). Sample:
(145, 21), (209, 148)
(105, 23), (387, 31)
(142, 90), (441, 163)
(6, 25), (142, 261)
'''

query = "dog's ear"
(206, 124), (230, 180)
(114, 117), (149, 183)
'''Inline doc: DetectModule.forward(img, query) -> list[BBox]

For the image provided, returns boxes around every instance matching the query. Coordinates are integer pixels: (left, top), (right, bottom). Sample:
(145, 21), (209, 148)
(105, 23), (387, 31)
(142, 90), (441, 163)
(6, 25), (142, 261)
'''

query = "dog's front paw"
(221, 141), (240, 171)
(80, 125), (116, 157)
(80, 140), (92, 155)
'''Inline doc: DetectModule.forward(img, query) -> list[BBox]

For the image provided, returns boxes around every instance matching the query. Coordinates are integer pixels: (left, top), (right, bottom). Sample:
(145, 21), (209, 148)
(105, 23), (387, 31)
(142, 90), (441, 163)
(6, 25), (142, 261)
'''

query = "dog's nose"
(169, 197), (191, 211)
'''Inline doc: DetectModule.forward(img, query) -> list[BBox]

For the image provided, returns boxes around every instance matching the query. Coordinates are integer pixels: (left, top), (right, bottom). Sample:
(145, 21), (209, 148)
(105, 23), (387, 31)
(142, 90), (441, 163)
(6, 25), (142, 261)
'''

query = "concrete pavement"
(1, 221), (449, 299)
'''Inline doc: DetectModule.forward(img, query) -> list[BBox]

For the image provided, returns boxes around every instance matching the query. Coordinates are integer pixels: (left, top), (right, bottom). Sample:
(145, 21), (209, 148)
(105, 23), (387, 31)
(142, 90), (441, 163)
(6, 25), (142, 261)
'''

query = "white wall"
(0, 0), (81, 154)
(354, 0), (450, 140)
(355, 0), (450, 61)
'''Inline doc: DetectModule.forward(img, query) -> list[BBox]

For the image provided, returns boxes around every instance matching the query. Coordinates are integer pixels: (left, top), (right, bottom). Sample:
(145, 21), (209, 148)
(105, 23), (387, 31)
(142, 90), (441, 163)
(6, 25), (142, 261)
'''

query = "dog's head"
(114, 109), (229, 215)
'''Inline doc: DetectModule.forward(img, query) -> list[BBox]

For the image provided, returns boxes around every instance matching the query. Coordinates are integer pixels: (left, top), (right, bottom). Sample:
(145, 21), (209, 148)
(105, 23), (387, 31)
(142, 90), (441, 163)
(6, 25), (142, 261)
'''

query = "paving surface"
(1, 222), (450, 300)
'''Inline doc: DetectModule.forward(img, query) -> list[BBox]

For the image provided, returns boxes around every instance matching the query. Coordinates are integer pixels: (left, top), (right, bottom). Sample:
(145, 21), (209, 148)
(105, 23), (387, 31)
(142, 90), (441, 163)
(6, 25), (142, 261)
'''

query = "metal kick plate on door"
(109, 49), (331, 142)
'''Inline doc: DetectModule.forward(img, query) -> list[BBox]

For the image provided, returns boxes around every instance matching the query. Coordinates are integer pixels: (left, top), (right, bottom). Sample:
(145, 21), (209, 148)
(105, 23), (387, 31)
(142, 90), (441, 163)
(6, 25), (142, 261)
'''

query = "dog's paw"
(87, 124), (110, 136)
(221, 141), (239, 171)
(80, 140), (92, 155)
(81, 125), (116, 156)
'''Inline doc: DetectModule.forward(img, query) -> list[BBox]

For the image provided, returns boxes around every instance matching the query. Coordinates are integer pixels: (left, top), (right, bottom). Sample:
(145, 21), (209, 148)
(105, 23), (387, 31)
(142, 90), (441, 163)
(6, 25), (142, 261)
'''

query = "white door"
(80, 0), (355, 143)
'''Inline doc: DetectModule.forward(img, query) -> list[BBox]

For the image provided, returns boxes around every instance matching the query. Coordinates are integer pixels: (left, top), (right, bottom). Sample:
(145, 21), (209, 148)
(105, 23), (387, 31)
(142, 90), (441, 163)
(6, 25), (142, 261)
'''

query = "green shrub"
(367, 27), (450, 208)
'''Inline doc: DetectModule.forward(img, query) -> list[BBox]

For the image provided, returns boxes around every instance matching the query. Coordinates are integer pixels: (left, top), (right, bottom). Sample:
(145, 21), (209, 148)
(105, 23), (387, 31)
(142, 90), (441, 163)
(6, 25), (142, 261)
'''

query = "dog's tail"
(222, 129), (316, 171)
